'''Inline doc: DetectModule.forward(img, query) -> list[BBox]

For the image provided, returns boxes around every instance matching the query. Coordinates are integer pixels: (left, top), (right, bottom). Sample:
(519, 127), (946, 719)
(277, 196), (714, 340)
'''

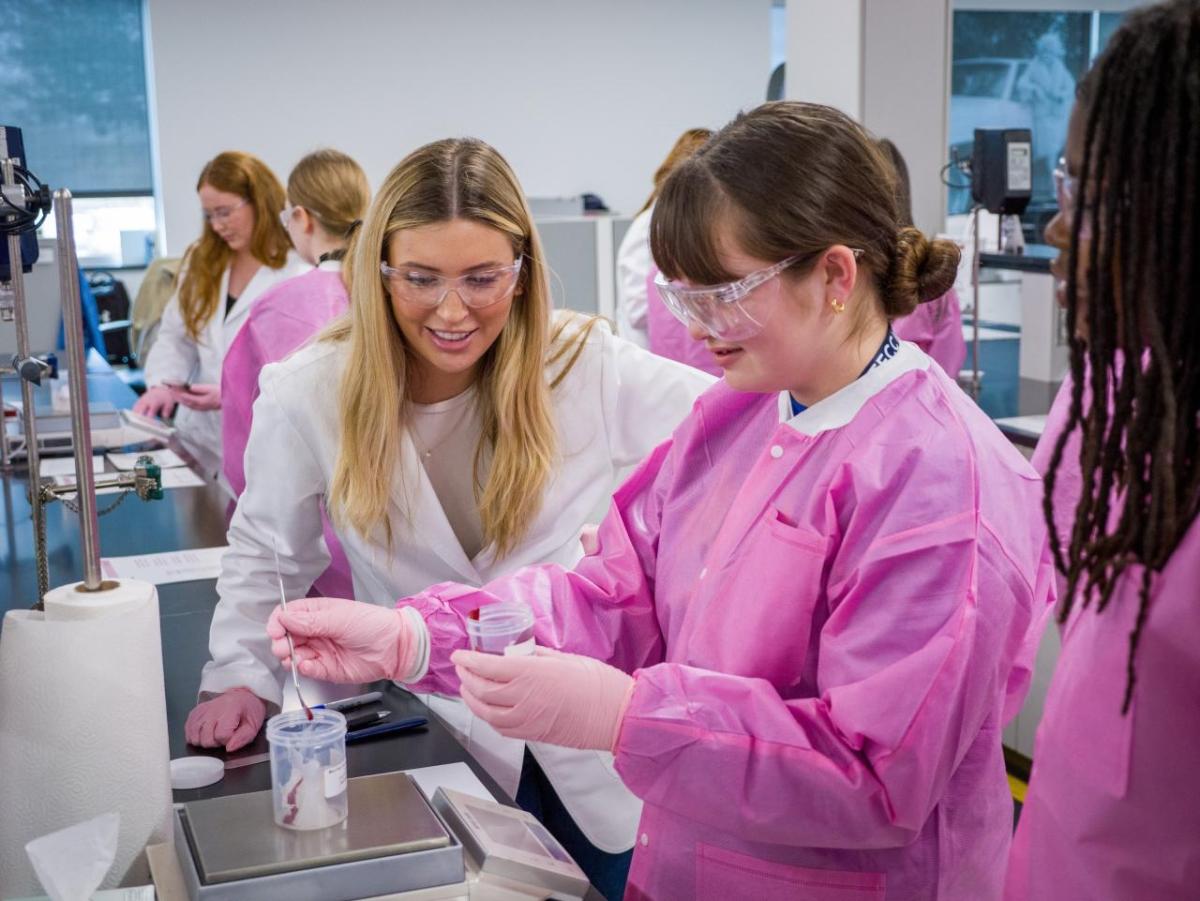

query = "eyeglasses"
(1053, 158), (1093, 238)
(279, 205), (298, 230)
(203, 198), (248, 224)
(1053, 158), (1078, 209)
(654, 249), (861, 342)
(380, 257), (523, 309)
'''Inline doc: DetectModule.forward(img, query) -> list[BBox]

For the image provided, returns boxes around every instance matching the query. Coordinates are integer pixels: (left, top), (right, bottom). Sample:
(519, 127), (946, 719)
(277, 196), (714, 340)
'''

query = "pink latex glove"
(184, 687), (266, 752)
(132, 385), (176, 418)
(170, 382), (221, 411)
(452, 647), (635, 752)
(268, 597), (423, 683)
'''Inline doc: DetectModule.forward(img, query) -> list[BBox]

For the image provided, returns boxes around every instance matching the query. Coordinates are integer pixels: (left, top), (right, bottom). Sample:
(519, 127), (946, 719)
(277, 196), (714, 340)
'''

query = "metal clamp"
(38, 454), (165, 509)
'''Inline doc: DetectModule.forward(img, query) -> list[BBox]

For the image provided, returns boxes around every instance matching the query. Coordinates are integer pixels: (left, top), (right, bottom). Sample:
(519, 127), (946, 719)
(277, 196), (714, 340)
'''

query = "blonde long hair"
(178, 151), (290, 339)
(326, 138), (592, 556)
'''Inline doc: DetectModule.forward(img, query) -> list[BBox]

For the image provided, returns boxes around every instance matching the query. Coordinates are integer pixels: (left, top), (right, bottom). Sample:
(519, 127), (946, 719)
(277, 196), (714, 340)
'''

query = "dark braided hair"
(1041, 0), (1200, 713)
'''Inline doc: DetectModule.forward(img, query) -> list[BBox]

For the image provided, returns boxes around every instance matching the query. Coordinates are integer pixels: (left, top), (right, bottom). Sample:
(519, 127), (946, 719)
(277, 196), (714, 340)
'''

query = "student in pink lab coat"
(877, 139), (967, 379)
(267, 102), (1055, 900)
(221, 149), (370, 598)
(1005, 3), (1200, 898)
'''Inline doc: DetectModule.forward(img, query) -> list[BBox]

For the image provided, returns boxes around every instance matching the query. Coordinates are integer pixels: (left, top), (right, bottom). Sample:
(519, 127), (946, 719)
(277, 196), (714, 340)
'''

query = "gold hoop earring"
(830, 297), (845, 314)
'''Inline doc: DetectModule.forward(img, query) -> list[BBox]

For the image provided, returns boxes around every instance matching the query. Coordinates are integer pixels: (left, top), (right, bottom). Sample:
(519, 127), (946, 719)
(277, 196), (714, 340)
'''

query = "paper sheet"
(159, 467), (206, 489)
(405, 762), (496, 804)
(994, 415), (1048, 438)
(107, 448), (186, 470)
(38, 455), (103, 478)
(100, 547), (227, 585)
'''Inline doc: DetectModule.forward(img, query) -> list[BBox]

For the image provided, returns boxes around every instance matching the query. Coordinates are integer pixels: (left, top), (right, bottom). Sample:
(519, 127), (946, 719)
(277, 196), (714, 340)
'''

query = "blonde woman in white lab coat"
(135, 151), (308, 485)
(185, 138), (713, 896)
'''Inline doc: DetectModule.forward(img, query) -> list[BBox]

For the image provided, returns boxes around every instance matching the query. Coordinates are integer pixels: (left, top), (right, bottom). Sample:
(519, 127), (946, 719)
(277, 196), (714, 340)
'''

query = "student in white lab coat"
(134, 151), (309, 485)
(614, 128), (711, 348)
(184, 138), (713, 897)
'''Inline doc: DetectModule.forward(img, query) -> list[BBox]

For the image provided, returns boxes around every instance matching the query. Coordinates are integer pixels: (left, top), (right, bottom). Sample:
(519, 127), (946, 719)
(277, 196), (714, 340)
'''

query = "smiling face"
(384, 218), (519, 403)
(199, 183), (256, 253)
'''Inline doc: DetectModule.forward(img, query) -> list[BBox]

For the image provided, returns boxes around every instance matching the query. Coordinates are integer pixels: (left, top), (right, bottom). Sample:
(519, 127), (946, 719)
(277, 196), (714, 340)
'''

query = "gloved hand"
(268, 598), (424, 684)
(184, 687), (266, 752)
(133, 385), (176, 419)
(170, 382), (221, 411)
(452, 647), (635, 752)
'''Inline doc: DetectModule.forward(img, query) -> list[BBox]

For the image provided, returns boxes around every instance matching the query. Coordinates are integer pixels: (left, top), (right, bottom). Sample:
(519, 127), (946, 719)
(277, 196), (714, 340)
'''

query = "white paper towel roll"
(0, 579), (172, 898)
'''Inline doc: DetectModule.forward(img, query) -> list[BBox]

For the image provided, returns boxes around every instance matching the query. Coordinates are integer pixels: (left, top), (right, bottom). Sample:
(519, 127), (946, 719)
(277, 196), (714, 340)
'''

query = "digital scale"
(171, 773), (590, 901)
(432, 787), (590, 899)
(3, 401), (174, 459)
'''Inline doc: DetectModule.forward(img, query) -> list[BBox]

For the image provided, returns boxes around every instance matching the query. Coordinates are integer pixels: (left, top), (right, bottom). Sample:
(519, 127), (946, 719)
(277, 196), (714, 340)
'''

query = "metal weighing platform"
(173, 772), (464, 900)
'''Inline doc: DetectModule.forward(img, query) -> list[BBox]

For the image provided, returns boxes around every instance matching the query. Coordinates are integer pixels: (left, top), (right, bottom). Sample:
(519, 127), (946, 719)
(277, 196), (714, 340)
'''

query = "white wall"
(147, 0), (771, 256)
(784, 0), (951, 237)
(784, 0), (863, 118)
(863, 0), (952, 237)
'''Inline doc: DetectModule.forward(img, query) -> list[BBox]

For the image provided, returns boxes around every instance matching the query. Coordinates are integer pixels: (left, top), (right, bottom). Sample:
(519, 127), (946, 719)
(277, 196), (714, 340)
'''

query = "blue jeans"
(515, 748), (632, 901)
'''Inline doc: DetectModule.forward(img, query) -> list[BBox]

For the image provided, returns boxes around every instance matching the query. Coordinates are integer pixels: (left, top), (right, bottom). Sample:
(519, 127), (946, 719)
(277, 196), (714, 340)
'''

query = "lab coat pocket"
(766, 506), (830, 554)
(703, 506), (830, 680)
(696, 845), (885, 901)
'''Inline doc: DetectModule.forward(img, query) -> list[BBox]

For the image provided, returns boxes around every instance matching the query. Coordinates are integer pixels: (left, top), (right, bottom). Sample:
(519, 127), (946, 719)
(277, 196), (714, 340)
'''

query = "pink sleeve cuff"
(609, 674), (639, 755)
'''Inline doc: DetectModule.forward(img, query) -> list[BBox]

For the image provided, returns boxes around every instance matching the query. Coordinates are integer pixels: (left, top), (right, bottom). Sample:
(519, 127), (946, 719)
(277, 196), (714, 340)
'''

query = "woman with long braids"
(1006, 2), (1200, 898)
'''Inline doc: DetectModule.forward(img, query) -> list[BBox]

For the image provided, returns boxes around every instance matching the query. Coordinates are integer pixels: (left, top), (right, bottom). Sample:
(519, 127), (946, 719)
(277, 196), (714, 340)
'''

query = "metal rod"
(971, 205), (982, 401)
(53, 188), (103, 591)
(3, 158), (50, 603)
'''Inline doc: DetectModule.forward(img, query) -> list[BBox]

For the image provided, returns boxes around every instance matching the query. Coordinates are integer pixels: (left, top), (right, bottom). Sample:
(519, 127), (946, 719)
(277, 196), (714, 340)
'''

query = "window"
(0, 0), (155, 266)
(947, 9), (1126, 222)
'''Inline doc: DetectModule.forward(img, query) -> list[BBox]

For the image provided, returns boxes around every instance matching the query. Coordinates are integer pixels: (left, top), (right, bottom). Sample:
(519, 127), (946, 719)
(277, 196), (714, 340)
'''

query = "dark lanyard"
(789, 328), (898, 417)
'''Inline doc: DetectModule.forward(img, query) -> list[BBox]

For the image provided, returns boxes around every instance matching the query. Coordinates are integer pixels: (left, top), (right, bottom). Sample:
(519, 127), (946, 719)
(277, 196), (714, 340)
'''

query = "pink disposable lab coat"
(1005, 377), (1200, 900)
(406, 342), (1055, 899)
(893, 289), (966, 378)
(221, 265), (353, 598)
(644, 267), (723, 377)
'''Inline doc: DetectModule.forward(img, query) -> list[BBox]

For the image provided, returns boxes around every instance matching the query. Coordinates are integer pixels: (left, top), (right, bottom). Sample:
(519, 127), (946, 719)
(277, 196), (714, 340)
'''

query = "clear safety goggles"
(380, 256), (523, 309)
(1054, 158), (1096, 239)
(653, 254), (804, 342)
(202, 198), (247, 224)
(279, 205), (299, 230)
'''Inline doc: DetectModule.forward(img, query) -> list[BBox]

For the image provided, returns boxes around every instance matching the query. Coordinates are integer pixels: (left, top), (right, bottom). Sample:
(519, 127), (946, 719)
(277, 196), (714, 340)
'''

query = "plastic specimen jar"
(266, 708), (348, 830)
(465, 602), (536, 655)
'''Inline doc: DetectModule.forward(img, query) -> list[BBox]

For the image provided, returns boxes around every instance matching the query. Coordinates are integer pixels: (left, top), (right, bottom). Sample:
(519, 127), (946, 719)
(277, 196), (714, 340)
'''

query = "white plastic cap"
(169, 756), (224, 790)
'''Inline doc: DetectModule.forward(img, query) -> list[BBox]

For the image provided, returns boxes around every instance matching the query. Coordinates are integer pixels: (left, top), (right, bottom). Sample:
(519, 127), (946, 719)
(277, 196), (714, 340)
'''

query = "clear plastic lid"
(466, 602), (535, 654)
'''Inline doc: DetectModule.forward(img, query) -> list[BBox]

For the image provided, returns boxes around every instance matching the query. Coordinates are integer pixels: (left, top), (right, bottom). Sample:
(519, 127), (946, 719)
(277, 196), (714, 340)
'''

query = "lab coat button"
(770, 445), (784, 458)
(640, 833), (649, 847)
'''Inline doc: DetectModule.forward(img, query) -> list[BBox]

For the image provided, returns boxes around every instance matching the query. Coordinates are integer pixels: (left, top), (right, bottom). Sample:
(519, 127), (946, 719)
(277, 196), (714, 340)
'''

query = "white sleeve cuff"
(398, 605), (431, 683)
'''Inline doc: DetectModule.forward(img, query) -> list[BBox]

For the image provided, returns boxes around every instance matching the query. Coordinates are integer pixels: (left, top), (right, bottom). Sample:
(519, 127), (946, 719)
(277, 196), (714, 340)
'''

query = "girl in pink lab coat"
(1005, 3), (1200, 898)
(222, 149), (370, 597)
(269, 103), (1055, 899)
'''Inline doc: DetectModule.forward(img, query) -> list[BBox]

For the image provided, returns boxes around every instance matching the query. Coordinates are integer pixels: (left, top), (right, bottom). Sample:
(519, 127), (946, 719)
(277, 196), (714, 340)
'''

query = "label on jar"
(324, 759), (347, 798)
(503, 638), (536, 657)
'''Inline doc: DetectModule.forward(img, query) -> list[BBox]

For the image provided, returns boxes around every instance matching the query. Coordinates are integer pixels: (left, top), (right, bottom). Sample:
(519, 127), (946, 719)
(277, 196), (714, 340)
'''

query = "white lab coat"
(203, 314), (714, 851)
(614, 207), (653, 349)
(142, 252), (310, 486)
